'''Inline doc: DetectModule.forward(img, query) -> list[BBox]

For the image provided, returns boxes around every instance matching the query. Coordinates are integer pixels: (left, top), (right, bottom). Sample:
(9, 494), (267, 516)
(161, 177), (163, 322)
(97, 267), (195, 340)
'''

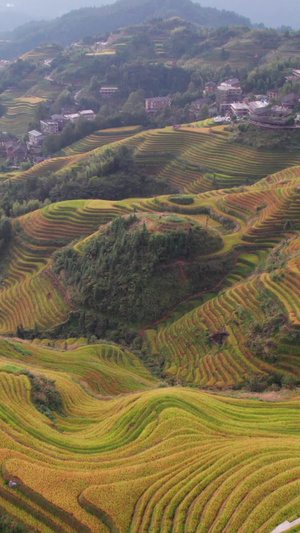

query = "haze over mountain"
(0, 0), (251, 59)
(1, 0), (299, 30)
(199, 0), (300, 29)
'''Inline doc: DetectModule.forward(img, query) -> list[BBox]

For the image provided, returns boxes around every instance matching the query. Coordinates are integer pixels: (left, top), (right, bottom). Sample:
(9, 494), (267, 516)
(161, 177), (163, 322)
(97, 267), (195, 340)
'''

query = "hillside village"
(0, 24), (300, 167)
(0, 22), (300, 169)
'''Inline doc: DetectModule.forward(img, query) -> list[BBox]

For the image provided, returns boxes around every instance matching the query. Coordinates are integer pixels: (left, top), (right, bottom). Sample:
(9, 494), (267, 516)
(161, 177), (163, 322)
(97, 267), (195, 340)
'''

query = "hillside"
(53, 212), (225, 330)
(0, 124), (298, 389)
(0, 16), (300, 531)
(0, 0), (251, 59)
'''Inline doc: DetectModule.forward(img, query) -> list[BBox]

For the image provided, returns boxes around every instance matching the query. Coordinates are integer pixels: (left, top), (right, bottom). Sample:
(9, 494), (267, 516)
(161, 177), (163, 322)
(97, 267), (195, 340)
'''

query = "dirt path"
(271, 518), (300, 533)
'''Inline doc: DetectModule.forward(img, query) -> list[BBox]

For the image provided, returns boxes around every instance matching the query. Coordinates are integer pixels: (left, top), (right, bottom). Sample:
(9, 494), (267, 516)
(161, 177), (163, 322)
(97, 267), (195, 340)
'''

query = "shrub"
(169, 194), (194, 205)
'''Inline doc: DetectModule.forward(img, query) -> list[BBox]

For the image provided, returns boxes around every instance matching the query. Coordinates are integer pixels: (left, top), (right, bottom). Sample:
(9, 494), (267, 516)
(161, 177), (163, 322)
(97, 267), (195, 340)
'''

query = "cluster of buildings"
(27, 109), (96, 154)
(202, 77), (300, 128)
(144, 95), (215, 117)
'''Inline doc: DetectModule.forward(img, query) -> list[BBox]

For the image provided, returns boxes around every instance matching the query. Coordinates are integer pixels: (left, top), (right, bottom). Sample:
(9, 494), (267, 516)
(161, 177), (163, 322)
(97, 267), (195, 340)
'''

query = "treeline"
(0, 146), (172, 216)
(52, 214), (227, 340)
(0, 217), (12, 254)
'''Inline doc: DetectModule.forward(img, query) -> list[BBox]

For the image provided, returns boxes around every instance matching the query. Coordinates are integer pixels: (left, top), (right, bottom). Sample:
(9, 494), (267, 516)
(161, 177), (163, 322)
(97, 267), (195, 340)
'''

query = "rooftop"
(231, 102), (249, 110)
(29, 130), (43, 137)
(79, 109), (95, 115)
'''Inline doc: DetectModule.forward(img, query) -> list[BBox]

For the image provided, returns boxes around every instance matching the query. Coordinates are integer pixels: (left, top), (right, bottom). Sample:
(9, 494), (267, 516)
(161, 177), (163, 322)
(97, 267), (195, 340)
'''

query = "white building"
(79, 110), (96, 120)
(28, 130), (45, 146)
(64, 113), (80, 123)
(100, 86), (119, 98)
(230, 102), (249, 117)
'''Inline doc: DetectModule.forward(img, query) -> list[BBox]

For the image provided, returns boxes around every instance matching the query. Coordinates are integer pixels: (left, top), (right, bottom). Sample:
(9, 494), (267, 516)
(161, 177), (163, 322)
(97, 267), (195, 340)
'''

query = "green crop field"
(0, 93), (46, 136)
(0, 118), (299, 532)
(60, 125), (143, 155)
(1, 346), (300, 532)
(8, 124), (300, 192)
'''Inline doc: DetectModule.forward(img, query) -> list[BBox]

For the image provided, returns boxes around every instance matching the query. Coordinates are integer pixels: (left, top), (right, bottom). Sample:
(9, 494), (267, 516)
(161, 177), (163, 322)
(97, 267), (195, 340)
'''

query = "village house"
(28, 130), (45, 146)
(204, 81), (217, 94)
(63, 113), (80, 123)
(5, 140), (27, 164)
(281, 93), (299, 110)
(230, 102), (249, 118)
(248, 100), (269, 115)
(145, 96), (171, 114)
(216, 78), (243, 112)
(79, 109), (96, 120)
(40, 120), (59, 135)
(51, 114), (68, 131)
(267, 88), (280, 100)
(285, 75), (299, 85)
(0, 60), (10, 70)
(100, 86), (119, 98)
(293, 69), (300, 78)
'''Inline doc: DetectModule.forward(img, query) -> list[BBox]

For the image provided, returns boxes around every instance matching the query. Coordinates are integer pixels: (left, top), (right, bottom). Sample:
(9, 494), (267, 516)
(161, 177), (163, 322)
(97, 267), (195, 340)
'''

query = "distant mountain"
(0, 9), (33, 32)
(198, 0), (300, 29)
(0, 0), (251, 59)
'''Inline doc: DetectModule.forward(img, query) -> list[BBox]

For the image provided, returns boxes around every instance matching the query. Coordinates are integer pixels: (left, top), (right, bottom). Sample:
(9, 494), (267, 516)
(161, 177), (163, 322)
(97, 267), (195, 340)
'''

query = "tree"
(199, 104), (209, 120)
(88, 75), (99, 92)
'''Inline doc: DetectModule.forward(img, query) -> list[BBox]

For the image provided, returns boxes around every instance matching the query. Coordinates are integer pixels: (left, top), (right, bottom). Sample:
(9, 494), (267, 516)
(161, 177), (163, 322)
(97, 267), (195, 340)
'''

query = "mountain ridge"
(0, 0), (251, 59)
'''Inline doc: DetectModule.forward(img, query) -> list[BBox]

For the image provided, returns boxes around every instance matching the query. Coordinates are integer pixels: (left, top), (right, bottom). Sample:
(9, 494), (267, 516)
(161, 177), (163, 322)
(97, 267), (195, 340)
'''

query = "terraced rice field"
(1, 347), (300, 533)
(146, 169), (300, 387)
(60, 126), (143, 155)
(153, 247), (299, 387)
(1, 163), (299, 344)
(136, 127), (300, 191)
(7, 123), (300, 194)
(0, 93), (46, 136)
(0, 199), (134, 334)
(0, 108), (299, 532)
(20, 45), (62, 63)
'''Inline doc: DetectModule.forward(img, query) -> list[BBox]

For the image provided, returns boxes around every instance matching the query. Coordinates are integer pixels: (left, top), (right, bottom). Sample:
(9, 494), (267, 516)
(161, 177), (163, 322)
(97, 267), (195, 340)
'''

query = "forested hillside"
(0, 0), (250, 58)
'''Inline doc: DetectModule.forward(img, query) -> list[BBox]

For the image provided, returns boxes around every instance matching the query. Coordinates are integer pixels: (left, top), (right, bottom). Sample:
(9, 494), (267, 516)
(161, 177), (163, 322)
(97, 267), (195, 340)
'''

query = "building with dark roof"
(281, 93), (299, 110)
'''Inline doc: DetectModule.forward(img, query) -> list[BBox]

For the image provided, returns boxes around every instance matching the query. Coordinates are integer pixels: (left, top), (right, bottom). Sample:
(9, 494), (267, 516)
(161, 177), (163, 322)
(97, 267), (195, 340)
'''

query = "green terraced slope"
(0, 355), (300, 532)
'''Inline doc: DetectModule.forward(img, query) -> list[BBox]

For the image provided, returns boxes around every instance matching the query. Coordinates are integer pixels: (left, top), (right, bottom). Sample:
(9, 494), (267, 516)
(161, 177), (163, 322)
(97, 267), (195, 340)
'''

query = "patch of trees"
(0, 146), (172, 216)
(0, 217), (12, 254)
(43, 119), (98, 155)
(0, 58), (34, 92)
(52, 214), (228, 340)
(0, 511), (33, 533)
(24, 371), (63, 421)
(232, 123), (300, 151)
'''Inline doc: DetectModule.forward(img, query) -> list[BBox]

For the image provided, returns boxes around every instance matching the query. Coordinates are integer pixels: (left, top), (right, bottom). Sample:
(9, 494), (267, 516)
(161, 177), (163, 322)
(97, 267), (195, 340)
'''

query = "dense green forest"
(52, 213), (229, 340)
